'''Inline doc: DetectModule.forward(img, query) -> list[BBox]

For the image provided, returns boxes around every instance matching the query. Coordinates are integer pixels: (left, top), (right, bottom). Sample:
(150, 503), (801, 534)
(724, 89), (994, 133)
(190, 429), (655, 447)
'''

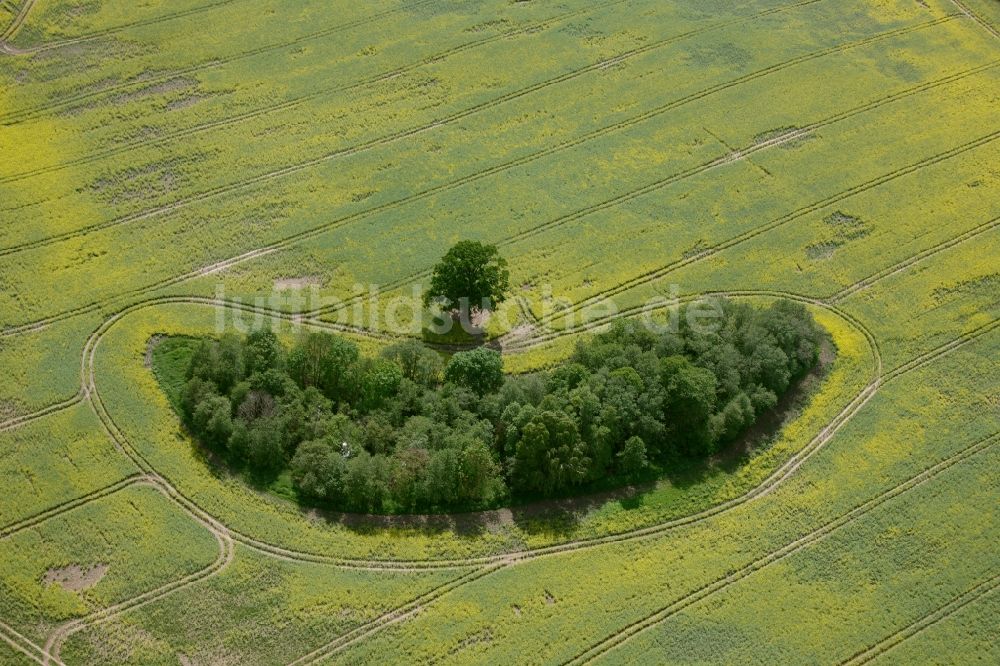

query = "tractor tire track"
(521, 127), (1000, 334)
(0, 617), (64, 666)
(830, 213), (1000, 302)
(948, 0), (1000, 39)
(3, 23), (979, 340)
(840, 572), (1000, 665)
(0, 390), (85, 432)
(285, 564), (504, 666)
(0, 0), (828, 187)
(7, 14), (957, 256)
(0, 0), (37, 42)
(0, 0), (244, 56)
(43, 479), (235, 666)
(309, 52), (997, 320)
(561, 430), (1000, 665)
(1, 0), (442, 125)
(77, 293), (879, 571)
(0, 475), (148, 539)
(2, 287), (989, 666)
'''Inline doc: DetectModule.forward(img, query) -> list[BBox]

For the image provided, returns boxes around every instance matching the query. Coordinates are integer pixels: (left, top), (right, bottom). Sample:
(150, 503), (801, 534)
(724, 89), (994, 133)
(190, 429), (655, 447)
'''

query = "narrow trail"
(0, 13), (960, 257)
(43, 479), (235, 666)
(3, 51), (992, 342)
(829, 213), (1000, 302)
(1, 197), (991, 435)
(2, 275), (993, 663)
(285, 565), (505, 666)
(0, 0), (443, 124)
(0, 390), (85, 433)
(0, 0), (243, 55)
(0, 0), (37, 42)
(561, 431), (1000, 665)
(0, 475), (147, 539)
(0, 617), (65, 666)
(948, 0), (1000, 39)
(309, 54), (999, 321)
(520, 126), (1000, 334)
(0, 0), (827, 188)
(839, 572), (1000, 665)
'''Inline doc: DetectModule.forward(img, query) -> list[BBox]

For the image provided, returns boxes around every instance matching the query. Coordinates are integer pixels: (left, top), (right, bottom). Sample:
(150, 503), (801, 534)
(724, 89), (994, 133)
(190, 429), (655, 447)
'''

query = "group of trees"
(178, 299), (822, 514)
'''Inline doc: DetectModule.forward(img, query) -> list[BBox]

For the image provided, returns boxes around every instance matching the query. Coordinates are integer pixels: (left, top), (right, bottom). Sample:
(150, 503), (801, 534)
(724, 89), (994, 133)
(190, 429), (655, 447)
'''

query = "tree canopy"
(423, 240), (510, 313)
(170, 298), (823, 514)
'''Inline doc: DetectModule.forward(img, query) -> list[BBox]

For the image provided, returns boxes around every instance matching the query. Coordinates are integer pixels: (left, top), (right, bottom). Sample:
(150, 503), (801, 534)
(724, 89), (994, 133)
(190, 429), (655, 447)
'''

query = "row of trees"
(177, 299), (822, 513)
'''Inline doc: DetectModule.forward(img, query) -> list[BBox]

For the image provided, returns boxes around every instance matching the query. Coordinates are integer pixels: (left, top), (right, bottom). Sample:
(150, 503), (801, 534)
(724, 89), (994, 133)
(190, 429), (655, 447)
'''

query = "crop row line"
(0, 389), (85, 432)
(0, 0), (247, 55)
(3, 291), (989, 569)
(79, 292), (877, 569)
(517, 126), (1000, 335)
(0, 0), (36, 42)
(0, 474), (148, 539)
(43, 480), (235, 664)
(1, 0), (442, 125)
(0, 22), (979, 341)
(0, 0), (848, 252)
(948, 0), (1000, 39)
(4, 289), (991, 664)
(286, 564), (504, 666)
(561, 430), (1000, 664)
(0, 617), (65, 666)
(840, 571), (1000, 665)
(0, 0), (826, 186)
(829, 213), (1000, 302)
(307, 53), (997, 322)
(0, 247), (286, 338)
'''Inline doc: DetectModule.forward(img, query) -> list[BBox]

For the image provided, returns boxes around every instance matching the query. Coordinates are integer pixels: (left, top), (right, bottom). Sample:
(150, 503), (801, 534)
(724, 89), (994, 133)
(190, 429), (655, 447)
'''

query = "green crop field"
(1, 0), (998, 663)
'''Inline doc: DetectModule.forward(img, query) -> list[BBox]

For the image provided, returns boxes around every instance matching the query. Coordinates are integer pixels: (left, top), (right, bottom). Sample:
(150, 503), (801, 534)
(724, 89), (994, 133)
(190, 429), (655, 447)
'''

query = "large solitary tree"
(423, 240), (510, 313)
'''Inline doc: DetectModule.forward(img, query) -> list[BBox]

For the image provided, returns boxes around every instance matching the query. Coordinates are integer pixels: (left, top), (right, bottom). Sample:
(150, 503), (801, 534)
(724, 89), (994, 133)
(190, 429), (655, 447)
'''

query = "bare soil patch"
(274, 276), (322, 290)
(43, 563), (108, 591)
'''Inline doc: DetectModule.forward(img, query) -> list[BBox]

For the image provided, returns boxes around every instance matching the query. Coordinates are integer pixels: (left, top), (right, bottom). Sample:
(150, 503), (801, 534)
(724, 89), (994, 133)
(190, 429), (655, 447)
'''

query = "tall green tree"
(423, 240), (510, 312)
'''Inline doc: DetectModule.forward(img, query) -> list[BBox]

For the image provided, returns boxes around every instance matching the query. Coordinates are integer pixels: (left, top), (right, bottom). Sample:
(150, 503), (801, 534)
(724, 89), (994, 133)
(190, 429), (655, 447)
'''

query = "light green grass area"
(0, 0), (997, 662)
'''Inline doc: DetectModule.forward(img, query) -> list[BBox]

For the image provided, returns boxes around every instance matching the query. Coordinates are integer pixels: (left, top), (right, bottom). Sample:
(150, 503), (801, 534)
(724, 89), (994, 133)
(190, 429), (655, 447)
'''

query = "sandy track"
(0, 617), (65, 666)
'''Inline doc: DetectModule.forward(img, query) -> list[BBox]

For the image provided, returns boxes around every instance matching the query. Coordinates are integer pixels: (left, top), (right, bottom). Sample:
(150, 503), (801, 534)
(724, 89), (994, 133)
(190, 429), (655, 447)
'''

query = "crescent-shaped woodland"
(0, 0), (998, 664)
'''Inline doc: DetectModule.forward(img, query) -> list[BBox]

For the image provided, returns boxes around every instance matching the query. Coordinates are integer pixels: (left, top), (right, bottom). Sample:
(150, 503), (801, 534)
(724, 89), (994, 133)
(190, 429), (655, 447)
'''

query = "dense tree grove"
(178, 299), (823, 513)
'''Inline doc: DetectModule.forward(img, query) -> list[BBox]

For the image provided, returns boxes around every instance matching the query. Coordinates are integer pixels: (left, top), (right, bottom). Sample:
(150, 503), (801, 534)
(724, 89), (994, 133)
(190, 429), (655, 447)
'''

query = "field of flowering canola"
(0, 0), (998, 663)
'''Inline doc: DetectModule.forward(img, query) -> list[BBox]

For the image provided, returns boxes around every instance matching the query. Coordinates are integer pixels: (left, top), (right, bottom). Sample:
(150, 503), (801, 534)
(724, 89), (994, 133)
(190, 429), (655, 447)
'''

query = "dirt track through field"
(0, 0), (827, 187)
(839, 571), (1000, 665)
(560, 430), (1000, 665)
(2, 3), (998, 662)
(3, 51), (993, 341)
(0, 15), (960, 257)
